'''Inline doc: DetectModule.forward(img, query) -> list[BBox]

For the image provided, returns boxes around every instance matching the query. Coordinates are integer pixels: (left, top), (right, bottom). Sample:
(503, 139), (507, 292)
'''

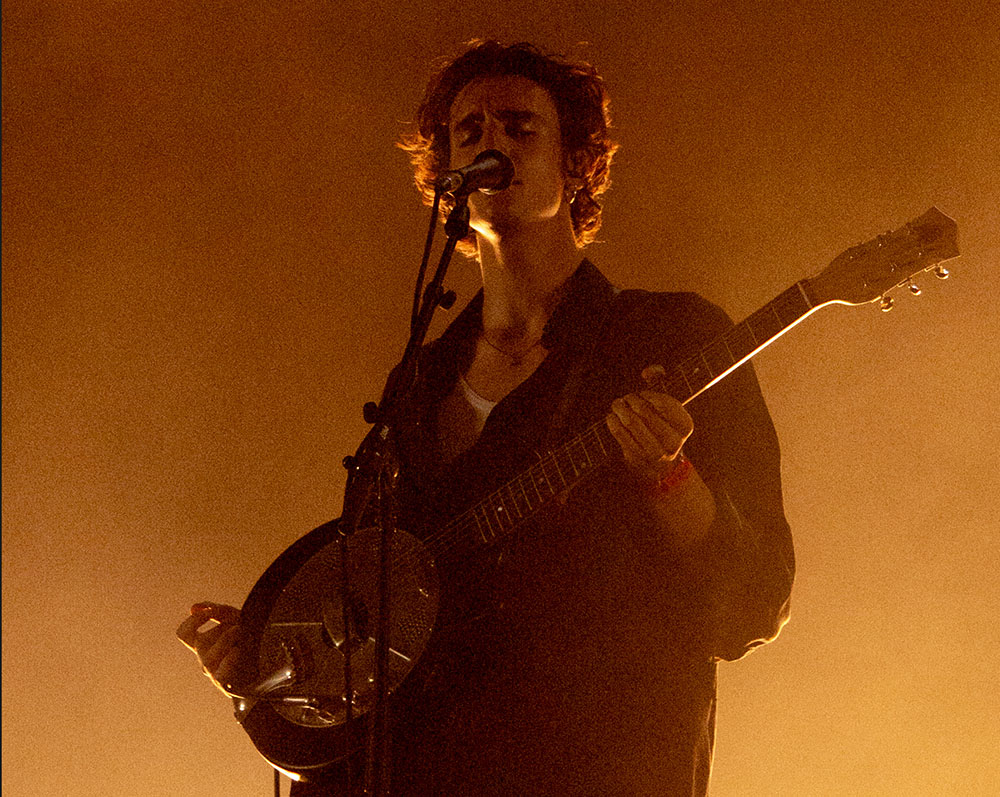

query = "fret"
(703, 336), (733, 378)
(594, 425), (610, 457)
(491, 504), (506, 534)
(467, 508), (487, 545)
(504, 484), (525, 520)
(529, 473), (542, 506)
(768, 302), (784, 331)
(681, 356), (710, 395)
(560, 446), (575, 479)
(699, 351), (715, 379)
(570, 439), (590, 473)
(470, 505), (481, 541)
(535, 461), (556, 497)
(530, 466), (549, 500)
(580, 433), (599, 468)
(495, 486), (510, 522)
(481, 502), (496, 538)
(474, 504), (495, 544)
(513, 477), (534, 515)
(491, 491), (512, 532)
(759, 304), (784, 339)
(776, 283), (811, 326)
(725, 322), (757, 363)
(721, 335), (736, 363)
(747, 305), (783, 345)
(566, 445), (582, 478)
(550, 452), (569, 490)
(483, 503), (500, 541)
(675, 365), (695, 398)
(520, 472), (534, 507)
(796, 279), (814, 310)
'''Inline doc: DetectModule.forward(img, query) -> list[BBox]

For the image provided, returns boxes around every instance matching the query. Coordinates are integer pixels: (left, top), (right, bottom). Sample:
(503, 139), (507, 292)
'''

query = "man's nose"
(477, 121), (499, 154)
(477, 117), (510, 155)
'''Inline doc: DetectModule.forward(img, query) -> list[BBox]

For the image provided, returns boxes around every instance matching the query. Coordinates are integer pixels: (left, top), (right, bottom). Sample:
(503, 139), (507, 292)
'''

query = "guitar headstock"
(807, 207), (959, 308)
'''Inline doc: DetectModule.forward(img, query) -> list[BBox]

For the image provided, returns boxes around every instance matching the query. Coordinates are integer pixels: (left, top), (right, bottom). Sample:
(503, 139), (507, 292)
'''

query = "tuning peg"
(907, 280), (922, 296)
(934, 265), (950, 279)
(879, 295), (895, 312)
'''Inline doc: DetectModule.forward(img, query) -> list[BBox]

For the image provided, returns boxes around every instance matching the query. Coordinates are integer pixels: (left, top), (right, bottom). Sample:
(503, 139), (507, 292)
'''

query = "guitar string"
(372, 254), (951, 570)
(372, 349), (695, 568)
(363, 422), (614, 576)
(380, 346), (724, 569)
(419, 425), (605, 556)
(342, 288), (809, 575)
(416, 287), (808, 561)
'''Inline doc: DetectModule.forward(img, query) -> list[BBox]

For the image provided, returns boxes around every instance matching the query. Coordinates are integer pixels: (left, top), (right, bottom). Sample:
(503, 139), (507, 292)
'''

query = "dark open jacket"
(296, 260), (793, 796)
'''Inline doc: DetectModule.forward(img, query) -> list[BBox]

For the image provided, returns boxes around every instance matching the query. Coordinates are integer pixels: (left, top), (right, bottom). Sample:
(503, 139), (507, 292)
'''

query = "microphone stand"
(338, 189), (471, 796)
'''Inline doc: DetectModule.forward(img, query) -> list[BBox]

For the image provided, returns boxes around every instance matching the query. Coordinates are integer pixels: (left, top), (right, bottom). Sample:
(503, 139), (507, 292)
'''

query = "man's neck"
(476, 222), (582, 343)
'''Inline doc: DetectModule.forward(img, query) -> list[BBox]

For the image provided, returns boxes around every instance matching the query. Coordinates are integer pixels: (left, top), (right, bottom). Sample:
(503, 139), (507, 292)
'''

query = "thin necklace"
(479, 331), (544, 366)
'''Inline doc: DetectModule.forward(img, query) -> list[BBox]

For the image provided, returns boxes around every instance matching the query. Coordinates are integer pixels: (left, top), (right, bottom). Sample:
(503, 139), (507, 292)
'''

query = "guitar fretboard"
(420, 280), (815, 562)
(663, 281), (814, 402)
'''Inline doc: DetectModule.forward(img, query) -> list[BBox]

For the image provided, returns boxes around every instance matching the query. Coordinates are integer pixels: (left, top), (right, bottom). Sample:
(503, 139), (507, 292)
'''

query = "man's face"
(447, 74), (568, 238)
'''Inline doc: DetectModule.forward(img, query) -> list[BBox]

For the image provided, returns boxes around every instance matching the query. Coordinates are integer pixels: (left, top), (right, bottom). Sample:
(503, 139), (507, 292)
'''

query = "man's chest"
(461, 339), (550, 403)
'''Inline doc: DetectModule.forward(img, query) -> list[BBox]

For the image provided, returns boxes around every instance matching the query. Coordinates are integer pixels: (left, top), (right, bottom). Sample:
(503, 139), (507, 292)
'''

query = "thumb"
(641, 364), (667, 388)
(190, 602), (241, 625)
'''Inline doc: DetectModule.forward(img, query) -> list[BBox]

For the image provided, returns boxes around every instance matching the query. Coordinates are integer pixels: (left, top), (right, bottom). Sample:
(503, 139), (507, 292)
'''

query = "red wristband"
(650, 452), (693, 496)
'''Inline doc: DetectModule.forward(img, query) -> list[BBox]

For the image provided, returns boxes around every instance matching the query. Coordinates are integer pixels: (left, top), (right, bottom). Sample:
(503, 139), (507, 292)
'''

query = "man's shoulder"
(609, 287), (732, 342)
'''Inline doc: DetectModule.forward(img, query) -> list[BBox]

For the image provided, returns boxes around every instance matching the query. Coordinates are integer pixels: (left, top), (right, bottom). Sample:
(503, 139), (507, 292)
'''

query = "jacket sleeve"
(690, 356), (794, 662)
(642, 293), (795, 662)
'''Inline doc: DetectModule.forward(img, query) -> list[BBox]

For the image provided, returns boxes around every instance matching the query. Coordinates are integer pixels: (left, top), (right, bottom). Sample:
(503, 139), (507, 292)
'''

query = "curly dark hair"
(399, 40), (618, 257)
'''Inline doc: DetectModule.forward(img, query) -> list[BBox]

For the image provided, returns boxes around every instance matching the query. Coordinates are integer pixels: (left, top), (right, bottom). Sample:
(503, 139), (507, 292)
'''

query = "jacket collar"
(539, 258), (618, 352)
(418, 258), (617, 395)
(441, 258), (616, 349)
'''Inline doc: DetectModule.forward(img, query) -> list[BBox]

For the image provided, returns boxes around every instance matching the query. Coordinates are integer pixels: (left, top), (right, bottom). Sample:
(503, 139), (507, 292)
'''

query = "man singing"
(179, 40), (794, 795)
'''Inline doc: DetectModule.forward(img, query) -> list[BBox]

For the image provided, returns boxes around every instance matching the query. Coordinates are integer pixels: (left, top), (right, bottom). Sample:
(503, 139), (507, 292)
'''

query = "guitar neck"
(667, 280), (818, 405)
(425, 279), (820, 560)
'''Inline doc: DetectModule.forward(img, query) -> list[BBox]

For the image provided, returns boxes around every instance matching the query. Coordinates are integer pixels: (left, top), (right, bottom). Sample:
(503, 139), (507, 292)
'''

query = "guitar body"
(234, 521), (440, 778)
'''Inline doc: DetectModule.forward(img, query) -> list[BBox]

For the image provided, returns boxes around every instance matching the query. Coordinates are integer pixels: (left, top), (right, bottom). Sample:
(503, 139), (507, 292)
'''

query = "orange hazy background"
(3, 1), (998, 795)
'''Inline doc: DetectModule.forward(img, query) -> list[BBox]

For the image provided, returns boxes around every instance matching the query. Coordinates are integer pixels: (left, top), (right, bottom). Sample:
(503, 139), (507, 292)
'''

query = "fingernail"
(190, 602), (212, 614)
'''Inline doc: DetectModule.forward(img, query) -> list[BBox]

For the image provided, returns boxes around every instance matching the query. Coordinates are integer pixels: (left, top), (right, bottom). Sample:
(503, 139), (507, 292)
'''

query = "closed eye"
(451, 109), (539, 147)
(456, 126), (532, 147)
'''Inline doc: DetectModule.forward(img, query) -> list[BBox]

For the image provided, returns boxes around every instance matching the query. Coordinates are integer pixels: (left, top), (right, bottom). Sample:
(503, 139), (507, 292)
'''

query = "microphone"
(435, 150), (514, 195)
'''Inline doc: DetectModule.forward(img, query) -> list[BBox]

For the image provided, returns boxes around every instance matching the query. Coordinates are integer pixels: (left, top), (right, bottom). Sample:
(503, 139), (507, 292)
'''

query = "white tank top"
(436, 375), (498, 464)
